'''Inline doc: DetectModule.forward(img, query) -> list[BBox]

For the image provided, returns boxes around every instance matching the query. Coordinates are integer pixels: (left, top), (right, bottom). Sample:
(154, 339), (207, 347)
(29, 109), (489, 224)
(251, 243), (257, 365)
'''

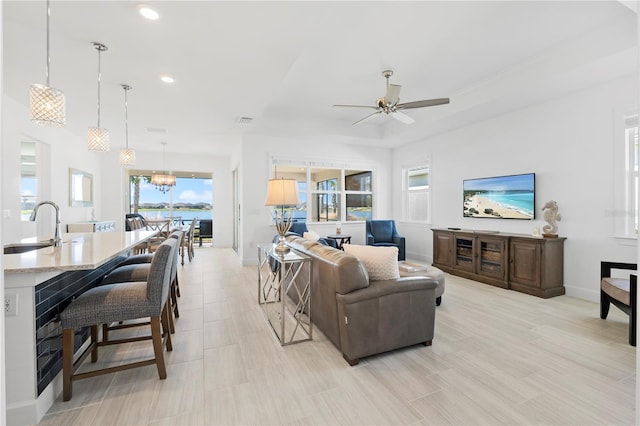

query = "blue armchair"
(366, 220), (406, 260)
(287, 222), (338, 249)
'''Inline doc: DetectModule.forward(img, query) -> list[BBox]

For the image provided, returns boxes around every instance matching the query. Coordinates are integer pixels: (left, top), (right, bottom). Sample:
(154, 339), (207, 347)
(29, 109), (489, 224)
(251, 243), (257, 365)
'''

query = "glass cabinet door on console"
(454, 236), (474, 272)
(476, 237), (507, 280)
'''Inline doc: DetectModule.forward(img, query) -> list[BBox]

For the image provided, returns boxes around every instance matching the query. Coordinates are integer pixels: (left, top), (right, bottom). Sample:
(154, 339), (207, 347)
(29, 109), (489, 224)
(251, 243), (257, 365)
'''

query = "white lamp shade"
(264, 179), (300, 206)
(119, 148), (136, 166)
(88, 127), (110, 151)
(30, 83), (66, 127)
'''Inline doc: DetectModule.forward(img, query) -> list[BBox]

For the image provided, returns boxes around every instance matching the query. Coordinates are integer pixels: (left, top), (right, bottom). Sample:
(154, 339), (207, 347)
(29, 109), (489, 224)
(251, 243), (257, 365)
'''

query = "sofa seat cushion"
(601, 277), (630, 306)
(343, 244), (400, 281)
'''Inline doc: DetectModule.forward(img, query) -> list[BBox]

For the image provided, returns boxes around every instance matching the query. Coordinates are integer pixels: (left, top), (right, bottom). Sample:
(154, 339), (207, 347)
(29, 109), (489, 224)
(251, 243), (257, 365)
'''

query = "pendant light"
(29, 0), (66, 127)
(87, 42), (109, 151)
(118, 84), (136, 165)
(151, 142), (176, 193)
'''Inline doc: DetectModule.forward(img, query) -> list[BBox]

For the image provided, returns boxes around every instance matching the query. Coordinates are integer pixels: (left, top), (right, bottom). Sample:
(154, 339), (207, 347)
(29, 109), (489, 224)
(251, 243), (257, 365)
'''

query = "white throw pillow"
(343, 244), (400, 281)
(303, 230), (320, 241)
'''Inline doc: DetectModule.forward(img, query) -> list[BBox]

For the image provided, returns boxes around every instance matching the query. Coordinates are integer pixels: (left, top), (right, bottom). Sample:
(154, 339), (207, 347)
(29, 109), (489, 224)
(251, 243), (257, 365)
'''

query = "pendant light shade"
(87, 127), (110, 151)
(118, 84), (136, 166)
(88, 42), (109, 151)
(119, 148), (136, 165)
(30, 0), (65, 127)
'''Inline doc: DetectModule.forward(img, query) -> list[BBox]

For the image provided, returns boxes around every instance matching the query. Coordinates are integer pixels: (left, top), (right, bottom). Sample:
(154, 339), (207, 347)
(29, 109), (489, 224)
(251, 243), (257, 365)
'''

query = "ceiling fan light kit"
(334, 69), (450, 126)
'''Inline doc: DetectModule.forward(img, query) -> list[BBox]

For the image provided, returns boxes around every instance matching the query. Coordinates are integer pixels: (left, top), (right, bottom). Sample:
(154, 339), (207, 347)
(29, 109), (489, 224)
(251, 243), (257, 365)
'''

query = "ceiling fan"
(334, 70), (450, 125)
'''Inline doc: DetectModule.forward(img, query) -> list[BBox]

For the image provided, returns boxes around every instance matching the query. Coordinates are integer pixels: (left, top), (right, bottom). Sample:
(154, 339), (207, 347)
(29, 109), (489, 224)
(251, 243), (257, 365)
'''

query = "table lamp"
(264, 178), (300, 254)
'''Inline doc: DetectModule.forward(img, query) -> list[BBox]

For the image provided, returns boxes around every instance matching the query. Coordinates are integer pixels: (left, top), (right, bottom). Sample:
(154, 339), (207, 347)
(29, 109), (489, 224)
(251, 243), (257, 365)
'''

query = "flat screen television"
(463, 173), (535, 220)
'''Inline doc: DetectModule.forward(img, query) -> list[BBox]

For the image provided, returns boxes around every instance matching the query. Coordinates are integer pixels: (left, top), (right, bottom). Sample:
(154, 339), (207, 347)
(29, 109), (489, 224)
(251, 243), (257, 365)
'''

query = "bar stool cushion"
(118, 253), (154, 266)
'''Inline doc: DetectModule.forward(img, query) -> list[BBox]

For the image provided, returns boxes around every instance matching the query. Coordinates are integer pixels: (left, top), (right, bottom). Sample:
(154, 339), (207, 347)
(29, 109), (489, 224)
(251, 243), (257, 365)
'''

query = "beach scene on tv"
(463, 173), (535, 220)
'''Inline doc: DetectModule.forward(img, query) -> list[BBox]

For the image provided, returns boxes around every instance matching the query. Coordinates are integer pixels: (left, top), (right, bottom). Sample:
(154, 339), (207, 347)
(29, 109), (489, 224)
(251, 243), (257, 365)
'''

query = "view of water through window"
(130, 174), (212, 222)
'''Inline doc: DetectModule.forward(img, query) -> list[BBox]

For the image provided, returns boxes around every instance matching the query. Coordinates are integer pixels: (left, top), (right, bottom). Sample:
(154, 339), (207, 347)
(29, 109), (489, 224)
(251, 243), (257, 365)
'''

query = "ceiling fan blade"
(397, 98), (450, 109)
(390, 111), (415, 125)
(353, 111), (382, 126)
(385, 84), (401, 105)
(333, 104), (378, 109)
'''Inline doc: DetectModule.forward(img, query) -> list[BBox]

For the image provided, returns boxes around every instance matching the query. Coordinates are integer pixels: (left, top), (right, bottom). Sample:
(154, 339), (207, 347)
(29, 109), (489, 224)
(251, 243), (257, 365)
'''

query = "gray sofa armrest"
(335, 276), (437, 365)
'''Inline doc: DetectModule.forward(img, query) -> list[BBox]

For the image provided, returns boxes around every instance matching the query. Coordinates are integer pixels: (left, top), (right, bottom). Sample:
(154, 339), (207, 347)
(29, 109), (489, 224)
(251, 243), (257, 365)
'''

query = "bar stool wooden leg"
(150, 316), (167, 379)
(91, 325), (99, 362)
(62, 328), (74, 401)
(161, 302), (173, 352)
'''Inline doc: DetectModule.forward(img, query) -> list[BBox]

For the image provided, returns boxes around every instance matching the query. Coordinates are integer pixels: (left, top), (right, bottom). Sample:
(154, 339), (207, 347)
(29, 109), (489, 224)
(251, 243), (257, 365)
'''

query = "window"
(270, 159), (374, 222)
(129, 171), (212, 223)
(402, 160), (430, 223)
(312, 168), (340, 222)
(345, 170), (372, 221)
(20, 141), (37, 221)
(625, 115), (638, 235)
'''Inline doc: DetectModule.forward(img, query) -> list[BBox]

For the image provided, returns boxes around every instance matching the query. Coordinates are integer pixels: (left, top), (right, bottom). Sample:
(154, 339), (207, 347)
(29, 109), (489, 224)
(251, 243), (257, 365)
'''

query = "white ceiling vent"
(146, 127), (168, 134)
(237, 117), (253, 125)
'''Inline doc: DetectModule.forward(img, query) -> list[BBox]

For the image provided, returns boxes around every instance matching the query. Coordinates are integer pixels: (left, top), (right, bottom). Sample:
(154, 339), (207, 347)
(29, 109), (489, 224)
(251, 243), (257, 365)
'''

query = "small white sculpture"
(541, 200), (561, 236)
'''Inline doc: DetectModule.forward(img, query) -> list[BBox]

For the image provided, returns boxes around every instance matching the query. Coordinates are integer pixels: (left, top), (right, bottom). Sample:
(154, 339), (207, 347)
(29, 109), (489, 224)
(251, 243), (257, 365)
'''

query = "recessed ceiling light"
(160, 75), (174, 83)
(138, 5), (159, 20)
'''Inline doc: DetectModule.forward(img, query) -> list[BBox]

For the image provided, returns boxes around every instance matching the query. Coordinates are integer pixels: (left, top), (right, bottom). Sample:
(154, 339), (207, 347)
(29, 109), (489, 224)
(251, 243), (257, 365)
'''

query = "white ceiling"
(3, 1), (637, 157)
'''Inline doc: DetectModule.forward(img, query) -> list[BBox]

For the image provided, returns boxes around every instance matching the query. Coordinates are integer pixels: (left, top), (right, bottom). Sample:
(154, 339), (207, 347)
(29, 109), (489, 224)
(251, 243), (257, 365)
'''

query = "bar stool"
(60, 237), (178, 401)
(103, 231), (182, 322)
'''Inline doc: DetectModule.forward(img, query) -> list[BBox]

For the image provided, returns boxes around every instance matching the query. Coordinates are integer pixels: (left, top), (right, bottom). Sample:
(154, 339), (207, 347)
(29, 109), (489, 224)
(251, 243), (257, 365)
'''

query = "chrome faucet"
(30, 201), (63, 247)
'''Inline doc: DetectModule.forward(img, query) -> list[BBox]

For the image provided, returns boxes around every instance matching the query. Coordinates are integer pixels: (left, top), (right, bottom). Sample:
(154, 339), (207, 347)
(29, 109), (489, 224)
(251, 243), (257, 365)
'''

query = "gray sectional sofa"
(285, 235), (438, 365)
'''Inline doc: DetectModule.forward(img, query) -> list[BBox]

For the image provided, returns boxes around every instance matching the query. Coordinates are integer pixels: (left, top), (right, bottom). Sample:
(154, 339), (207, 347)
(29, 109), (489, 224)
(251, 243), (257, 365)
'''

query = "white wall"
(1, 2), (6, 423)
(1, 95), (102, 245)
(392, 74), (639, 301)
(239, 134), (393, 265)
(99, 147), (235, 248)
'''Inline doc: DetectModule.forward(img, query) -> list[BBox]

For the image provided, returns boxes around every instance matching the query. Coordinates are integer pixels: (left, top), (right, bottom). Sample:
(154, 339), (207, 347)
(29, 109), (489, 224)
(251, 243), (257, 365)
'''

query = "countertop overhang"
(3, 230), (157, 273)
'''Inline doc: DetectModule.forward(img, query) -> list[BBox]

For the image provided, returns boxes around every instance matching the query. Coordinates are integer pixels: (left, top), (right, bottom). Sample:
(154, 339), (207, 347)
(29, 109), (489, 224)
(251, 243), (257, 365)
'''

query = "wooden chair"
(60, 238), (178, 401)
(127, 217), (148, 254)
(145, 219), (171, 253)
(184, 218), (197, 262)
(600, 261), (637, 346)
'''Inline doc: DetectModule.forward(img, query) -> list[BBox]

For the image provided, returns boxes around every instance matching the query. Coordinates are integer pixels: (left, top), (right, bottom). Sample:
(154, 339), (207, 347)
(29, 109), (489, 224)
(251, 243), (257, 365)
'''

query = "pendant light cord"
(123, 85), (130, 148)
(92, 42), (108, 128)
(45, 0), (50, 87)
(97, 47), (102, 127)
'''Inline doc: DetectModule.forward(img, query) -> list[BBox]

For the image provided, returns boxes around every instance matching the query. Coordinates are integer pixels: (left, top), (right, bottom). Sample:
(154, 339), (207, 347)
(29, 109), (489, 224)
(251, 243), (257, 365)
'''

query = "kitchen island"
(4, 230), (157, 425)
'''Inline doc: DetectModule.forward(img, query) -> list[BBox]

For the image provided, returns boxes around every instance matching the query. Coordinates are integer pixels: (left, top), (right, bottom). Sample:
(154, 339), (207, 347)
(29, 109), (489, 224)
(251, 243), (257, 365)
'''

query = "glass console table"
(257, 244), (313, 345)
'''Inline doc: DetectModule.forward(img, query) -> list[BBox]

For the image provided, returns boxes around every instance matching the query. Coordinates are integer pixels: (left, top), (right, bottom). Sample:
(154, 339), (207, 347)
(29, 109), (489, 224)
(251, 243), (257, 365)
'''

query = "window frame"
(625, 114), (639, 236)
(401, 158), (431, 224)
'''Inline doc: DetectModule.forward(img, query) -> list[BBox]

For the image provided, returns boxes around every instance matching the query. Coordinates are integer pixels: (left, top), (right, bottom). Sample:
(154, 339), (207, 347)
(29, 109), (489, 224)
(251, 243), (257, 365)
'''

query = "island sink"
(3, 241), (54, 254)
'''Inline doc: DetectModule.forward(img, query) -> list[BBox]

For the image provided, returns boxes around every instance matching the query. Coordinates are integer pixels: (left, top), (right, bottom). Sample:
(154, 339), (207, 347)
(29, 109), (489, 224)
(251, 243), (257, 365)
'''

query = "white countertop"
(3, 230), (157, 273)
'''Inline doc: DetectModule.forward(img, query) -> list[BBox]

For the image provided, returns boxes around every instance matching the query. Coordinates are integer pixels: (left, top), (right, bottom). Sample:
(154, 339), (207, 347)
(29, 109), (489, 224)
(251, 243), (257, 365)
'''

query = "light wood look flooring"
(39, 247), (636, 425)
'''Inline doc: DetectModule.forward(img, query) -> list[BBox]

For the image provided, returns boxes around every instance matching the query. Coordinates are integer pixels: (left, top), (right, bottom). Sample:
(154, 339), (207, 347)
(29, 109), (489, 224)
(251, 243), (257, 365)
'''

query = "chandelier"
(151, 142), (176, 193)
